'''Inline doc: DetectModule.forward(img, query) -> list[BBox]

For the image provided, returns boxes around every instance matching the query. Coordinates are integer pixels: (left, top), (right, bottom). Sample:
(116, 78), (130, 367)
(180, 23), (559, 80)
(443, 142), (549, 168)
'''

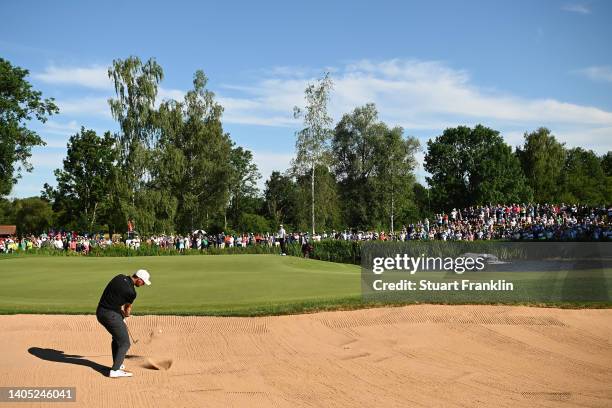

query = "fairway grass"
(0, 255), (362, 315)
(1, 255), (609, 315)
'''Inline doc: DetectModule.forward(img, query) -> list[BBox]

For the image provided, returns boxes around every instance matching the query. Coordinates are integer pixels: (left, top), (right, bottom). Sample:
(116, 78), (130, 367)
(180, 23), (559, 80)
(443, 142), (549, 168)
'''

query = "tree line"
(1, 57), (610, 235)
(425, 125), (612, 211)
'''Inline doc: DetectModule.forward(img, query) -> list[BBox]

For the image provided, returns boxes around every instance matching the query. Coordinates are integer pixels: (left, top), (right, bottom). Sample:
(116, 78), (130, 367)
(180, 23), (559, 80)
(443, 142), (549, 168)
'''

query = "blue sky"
(2, 0), (611, 198)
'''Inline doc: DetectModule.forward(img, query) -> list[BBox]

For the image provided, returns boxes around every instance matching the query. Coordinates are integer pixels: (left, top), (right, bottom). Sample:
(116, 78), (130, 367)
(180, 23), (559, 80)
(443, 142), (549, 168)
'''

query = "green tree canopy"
(408, 182), (433, 222)
(424, 125), (532, 210)
(13, 197), (55, 235)
(0, 58), (59, 196)
(516, 128), (566, 202)
(264, 171), (299, 229)
(157, 70), (232, 233)
(332, 104), (419, 230)
(227, 145), (261, 228)
(332, 103), (382, 229)
(107, 56), (164, 230)
(235, 213), (271, 234)
(293, 73), (334, 233)
(43, 128), (117, 232)
(295, 164), (341, 232)
(560, 148), (609, 205)
(601, 151), (612, 177)
(0, 197), (15, 224)
(372, 126), (419, 232)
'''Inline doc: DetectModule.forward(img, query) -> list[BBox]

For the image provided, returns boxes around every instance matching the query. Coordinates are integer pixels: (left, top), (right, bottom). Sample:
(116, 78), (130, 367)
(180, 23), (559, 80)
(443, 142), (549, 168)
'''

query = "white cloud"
(55, 87), (185, 117)
(555, 126), (612, 152)
(561, 3), (591, 14)
(37, 120), (110, 148)
(217, 59), (612, 157)
(13, 59), (612, 197)
(413, 150), (427, 184)
(29, 150), (65, 168)
(260, 65), (327, 79)
(157, 87), (185, 102)
(251, 151), (294, 190)
(504, 131), (529, 149)
(56, 96), (112, 118)
(34, 65), (111, 89)
(38, 120), (80, 148)
(30, 59), (612, 156)
(34, 64), (186, 117)
(575, 66), (612, 83)
(8, 184), (48, 199)
(42, 120), (80, 136)
(218, 79), (310, 127)
(502, 127), (612, 153)
(332, 59), (612, 126)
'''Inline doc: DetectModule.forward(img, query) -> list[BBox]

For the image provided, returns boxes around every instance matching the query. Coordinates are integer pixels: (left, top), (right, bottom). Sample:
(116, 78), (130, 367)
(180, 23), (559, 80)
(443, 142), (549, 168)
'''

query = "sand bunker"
(1, 305), (611, 407)
(144, 358), (173, 371)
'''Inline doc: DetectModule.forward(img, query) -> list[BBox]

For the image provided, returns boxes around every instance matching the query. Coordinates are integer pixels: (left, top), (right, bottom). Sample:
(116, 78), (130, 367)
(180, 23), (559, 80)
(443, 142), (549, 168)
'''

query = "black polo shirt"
(98, 274), (137, 313)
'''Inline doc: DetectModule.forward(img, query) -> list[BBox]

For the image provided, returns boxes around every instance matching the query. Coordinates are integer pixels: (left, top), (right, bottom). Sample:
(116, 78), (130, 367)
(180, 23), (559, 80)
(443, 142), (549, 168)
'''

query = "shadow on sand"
(28, 347), (108, 376)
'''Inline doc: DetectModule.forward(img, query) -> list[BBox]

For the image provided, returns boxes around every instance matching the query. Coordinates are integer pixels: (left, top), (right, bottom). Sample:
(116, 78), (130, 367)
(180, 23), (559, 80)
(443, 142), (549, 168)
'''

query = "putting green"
(0, 255), (361, 315)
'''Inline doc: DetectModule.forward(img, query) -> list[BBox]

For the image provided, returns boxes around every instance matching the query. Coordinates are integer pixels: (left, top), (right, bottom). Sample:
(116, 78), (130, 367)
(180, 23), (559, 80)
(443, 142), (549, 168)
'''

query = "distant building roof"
(0, 225), (17, 236)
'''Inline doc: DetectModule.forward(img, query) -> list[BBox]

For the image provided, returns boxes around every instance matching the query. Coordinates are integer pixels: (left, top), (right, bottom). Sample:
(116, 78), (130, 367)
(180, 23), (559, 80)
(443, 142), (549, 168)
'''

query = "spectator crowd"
(1, 204), (611, 254)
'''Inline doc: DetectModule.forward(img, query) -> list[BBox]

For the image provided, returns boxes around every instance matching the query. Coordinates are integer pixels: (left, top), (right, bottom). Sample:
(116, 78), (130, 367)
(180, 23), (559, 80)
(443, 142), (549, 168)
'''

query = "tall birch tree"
(293, 73), (333, 234)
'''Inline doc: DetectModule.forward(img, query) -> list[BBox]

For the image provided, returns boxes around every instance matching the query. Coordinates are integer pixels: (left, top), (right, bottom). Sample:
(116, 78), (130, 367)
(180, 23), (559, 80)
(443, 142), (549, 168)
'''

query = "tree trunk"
(311, 164), (315, 235)
(390, 189), (394, 234)
(90, 202), (98, 233)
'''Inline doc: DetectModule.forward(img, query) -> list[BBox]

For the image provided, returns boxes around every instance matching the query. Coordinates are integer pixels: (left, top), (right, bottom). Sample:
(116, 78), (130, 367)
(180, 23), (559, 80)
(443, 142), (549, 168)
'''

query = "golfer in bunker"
(96, 269), (151, 378)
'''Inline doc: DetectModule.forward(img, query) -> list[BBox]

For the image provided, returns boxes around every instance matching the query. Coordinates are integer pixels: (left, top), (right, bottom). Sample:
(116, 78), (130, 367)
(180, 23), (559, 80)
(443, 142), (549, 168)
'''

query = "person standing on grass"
(278, 224), (287, 255)
(96, 269), (151, 378)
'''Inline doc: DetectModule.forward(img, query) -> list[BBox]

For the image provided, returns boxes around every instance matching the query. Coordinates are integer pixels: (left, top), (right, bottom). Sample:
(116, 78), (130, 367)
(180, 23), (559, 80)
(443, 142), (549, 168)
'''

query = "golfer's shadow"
(28, 347), (108, 376)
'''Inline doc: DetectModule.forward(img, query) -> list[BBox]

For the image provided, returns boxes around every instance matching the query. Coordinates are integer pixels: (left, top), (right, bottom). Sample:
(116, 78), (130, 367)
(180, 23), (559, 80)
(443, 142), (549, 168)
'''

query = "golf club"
(124, 319), (139, 344)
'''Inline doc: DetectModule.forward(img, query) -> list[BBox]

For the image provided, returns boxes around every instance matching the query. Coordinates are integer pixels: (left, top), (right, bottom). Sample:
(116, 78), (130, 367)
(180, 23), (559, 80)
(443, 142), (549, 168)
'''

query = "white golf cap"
(135, 269), (151, 285)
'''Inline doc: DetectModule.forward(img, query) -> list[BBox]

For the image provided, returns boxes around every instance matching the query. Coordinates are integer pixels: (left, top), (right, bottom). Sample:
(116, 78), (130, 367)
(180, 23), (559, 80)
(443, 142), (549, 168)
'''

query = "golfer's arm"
(122, 303), (132, 317)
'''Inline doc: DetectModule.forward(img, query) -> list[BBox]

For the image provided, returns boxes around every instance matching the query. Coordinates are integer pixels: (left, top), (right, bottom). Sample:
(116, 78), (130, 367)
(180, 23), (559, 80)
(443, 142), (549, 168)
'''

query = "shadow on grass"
(28, 347), (108, 376)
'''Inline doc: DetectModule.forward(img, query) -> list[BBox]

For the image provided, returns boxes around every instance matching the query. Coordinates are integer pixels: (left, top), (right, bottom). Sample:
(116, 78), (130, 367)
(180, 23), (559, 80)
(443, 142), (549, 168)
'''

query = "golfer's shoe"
(109, 369), (133, 378)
